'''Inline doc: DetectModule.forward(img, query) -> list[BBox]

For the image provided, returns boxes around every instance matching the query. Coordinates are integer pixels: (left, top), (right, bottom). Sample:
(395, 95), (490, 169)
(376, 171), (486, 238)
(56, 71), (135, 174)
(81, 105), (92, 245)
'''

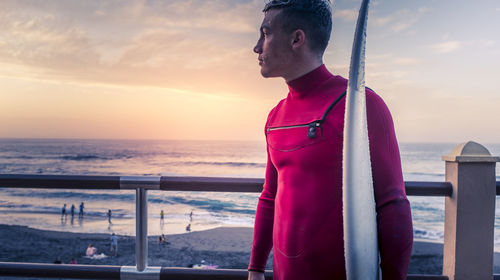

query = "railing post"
(442, 141), (499, 280)
(136, 187), (148, 272)
(120, 176), (161, 279)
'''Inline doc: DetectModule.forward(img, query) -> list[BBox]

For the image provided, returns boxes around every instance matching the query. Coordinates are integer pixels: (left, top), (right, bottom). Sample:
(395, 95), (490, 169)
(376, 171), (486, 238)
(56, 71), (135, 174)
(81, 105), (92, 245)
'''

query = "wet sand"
(0, 224), (499, 278)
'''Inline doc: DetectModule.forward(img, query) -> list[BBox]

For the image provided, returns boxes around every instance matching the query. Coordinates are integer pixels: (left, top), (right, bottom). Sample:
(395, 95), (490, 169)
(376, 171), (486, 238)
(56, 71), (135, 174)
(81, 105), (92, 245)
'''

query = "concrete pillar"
(442, 141), (499, 280)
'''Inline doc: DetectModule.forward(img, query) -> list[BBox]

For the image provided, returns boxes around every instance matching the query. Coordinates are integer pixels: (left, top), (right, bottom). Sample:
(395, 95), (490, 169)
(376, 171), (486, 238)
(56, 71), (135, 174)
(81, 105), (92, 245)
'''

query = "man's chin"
(260, 68), (277, 78)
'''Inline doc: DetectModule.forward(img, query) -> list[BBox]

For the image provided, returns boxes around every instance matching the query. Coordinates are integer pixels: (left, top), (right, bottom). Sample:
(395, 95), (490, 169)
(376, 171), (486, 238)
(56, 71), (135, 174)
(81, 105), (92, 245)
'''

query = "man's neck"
(283, 59), (323, 83)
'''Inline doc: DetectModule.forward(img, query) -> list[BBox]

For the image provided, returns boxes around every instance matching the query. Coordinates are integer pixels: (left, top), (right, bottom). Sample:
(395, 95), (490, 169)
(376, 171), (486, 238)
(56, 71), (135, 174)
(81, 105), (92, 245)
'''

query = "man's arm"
(248, 145), (278, 273)
(367, 91), (413, 280)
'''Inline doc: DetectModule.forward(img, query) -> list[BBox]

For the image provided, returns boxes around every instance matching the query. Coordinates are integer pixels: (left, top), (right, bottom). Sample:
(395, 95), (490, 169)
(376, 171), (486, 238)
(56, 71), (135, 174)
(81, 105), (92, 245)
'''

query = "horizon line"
(0, 137), (490, 145)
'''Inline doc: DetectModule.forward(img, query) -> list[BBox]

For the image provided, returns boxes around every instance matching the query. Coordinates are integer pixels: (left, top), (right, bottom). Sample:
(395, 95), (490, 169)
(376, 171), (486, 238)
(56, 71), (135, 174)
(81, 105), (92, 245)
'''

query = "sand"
(0, 224), (263, 270)
(0, 224), (499, 278)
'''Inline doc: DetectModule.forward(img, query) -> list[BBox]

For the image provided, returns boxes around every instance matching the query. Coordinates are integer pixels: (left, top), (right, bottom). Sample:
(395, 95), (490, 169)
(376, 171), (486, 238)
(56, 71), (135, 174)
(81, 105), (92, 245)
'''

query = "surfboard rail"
(341, 0), (378, 278)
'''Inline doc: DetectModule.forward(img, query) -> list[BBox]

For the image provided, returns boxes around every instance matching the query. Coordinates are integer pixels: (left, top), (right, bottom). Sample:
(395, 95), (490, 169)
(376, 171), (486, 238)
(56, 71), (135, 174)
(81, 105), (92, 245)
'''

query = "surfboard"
(342, 0), (379, 279)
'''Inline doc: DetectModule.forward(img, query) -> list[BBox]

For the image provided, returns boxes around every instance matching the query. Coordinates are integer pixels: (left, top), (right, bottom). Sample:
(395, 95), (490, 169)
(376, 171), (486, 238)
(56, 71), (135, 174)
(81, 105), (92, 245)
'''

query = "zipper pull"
(308, 122), (318, 138)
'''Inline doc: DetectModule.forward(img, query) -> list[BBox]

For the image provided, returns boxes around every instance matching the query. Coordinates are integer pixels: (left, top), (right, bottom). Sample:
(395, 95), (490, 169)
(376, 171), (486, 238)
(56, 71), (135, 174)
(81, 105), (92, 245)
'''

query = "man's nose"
(254, 40), (262, 54)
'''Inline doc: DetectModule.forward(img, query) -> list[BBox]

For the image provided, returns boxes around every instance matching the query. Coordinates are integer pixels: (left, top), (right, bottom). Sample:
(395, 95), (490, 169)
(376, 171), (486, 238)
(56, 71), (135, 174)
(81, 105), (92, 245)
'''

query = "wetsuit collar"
(287, 64), (332, 99)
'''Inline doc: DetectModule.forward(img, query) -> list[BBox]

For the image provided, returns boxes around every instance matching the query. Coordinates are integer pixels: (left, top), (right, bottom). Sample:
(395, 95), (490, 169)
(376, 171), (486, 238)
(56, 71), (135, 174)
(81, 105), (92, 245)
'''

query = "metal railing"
(0, 262), (457, 280)
(0, 174), (458, 280)
(1, 141), (499, 279)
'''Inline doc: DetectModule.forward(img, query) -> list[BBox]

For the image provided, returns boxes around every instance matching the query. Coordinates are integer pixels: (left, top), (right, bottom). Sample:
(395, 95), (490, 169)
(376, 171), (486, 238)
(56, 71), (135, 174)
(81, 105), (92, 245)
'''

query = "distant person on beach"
(53, 256), (62, 264)
(186, 223), (191, 232)
(69, 257), (77, 264)
(248, 1), (413, 279)
(160, 209), (165, 226)
(79, 202), (84, 218)
(70, 204), (75, 217)
(158, 234), (169, 245)
(189, 210), (193, 222)
(107, 209), (112, 224)
(61, 204), (67, 219)
(110, 233), (118, 256)
(86, 244), (97, 257)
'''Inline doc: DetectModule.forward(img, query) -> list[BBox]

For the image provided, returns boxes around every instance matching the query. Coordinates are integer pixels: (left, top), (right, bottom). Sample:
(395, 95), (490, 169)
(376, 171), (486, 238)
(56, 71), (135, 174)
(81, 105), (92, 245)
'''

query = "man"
(110, 233), (118, 257)
(86, 244), (97, 257)
(61, 204), (67, 220)
(79, 202), (84, 218)
(248, 1), (413, 280)
(107, 209), (112, 224)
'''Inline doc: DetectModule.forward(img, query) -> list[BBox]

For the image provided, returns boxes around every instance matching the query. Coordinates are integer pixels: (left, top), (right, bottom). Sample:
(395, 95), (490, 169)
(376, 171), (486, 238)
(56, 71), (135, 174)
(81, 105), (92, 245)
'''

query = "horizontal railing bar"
(405, 181), (452, 197)
(0, 262), (455, 279)
(159, 267), (273, 280)
(0, 174), (457, 196)
(0, 262), (120, 279)
(160, 176), (264, 192)
(407, 276), (448, 280)
(0, 174), (120, 189)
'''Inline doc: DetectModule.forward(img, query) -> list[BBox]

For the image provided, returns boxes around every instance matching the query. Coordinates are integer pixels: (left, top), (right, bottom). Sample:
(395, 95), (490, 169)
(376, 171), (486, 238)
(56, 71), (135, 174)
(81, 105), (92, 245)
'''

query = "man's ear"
(291, 29), (306, 49)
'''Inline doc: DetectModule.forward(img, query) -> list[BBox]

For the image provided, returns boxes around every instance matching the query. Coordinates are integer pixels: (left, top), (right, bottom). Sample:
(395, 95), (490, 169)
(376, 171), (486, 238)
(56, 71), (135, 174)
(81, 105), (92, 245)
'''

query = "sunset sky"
(1, 0), (499, 143)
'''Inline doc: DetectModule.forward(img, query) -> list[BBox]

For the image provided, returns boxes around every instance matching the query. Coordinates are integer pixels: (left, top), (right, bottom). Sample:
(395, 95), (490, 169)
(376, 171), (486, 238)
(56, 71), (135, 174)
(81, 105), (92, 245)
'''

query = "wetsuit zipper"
(267, 121), (321, 139)
(266, 91), (347, 139)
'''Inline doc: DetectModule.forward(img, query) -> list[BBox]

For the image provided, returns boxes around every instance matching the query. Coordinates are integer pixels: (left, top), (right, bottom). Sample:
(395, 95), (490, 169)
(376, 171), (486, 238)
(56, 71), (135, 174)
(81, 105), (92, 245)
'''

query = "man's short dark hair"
(263, 0), (332, 55)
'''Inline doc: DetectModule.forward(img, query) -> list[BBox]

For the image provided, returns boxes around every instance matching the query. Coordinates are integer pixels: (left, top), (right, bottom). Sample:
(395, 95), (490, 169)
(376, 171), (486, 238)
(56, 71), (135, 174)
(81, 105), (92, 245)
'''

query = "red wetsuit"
(249, 65), (413, 280)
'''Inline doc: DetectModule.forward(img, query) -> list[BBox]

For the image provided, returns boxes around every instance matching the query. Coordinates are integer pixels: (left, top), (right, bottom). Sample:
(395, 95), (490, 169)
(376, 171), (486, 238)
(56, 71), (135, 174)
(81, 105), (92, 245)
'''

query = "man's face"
(253, 9), (294, 78)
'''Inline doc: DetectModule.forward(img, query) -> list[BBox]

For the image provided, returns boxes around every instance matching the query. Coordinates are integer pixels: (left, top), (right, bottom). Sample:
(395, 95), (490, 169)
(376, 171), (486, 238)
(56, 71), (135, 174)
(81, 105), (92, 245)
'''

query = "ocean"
(0, 139), (499, 250)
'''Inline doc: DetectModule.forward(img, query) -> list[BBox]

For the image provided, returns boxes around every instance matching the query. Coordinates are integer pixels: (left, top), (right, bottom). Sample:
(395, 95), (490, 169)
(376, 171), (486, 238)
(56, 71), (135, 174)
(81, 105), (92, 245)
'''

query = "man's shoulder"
(272, 98), (286, 111)
(365, 87), (390, 111)
(265, 98), (286, 123)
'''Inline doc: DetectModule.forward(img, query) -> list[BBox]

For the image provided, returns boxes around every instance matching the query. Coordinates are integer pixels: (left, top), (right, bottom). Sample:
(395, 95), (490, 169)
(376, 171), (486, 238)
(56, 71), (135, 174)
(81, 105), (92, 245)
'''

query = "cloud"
(369, 53), (393, 60)
(0, 11), (100, 70)
(478, 39), (495, 47)
(115, 28), (252, 70)
(334, 8), (358, 22)
(0, 0), (268, 98)
(373, 7), (430, 32)
(367, 70), (408, 79)
(393, 58), (420, 66)
(430, 41), (462, 53)
(94, 0), (261, 34)
(367, 53), (420, 66)
(373, 16), (391, 26)
(428, 39), (495, 54)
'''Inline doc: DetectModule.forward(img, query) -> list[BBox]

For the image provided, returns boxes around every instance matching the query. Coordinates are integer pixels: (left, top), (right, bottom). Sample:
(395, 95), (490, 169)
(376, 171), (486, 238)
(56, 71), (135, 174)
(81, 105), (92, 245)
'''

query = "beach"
(2, 139), (500, 254)
(2, 224), (499, 278)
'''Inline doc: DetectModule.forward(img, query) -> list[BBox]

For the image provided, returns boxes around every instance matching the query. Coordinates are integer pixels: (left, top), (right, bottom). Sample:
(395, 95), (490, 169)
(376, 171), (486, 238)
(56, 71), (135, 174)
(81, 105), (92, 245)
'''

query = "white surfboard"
(342, 0), (379, 279)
